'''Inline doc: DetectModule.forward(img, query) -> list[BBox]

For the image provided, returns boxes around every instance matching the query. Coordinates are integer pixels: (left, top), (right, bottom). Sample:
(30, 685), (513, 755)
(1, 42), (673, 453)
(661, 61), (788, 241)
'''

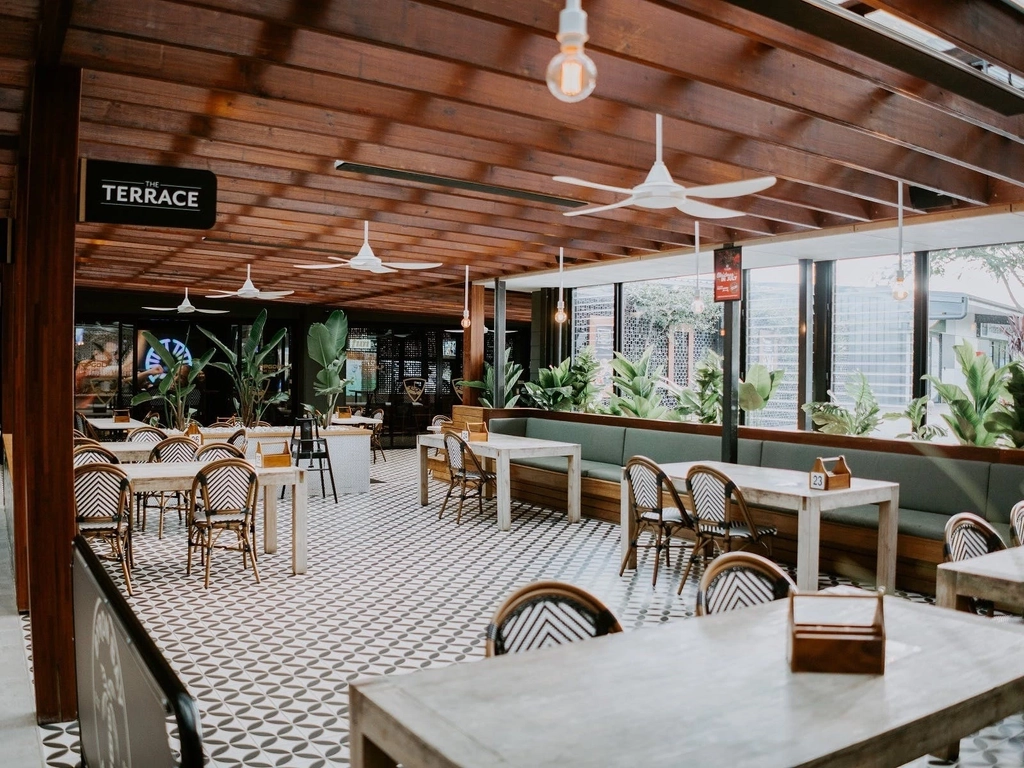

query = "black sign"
(1, 218), (10, 264)
(79, 159), (217, 229)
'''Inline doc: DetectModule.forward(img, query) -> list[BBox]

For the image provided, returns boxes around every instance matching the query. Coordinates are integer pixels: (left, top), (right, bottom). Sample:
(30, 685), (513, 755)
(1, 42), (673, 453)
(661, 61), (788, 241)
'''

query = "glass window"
(572, 285), (615, 391)
(745, 265), (800, 428)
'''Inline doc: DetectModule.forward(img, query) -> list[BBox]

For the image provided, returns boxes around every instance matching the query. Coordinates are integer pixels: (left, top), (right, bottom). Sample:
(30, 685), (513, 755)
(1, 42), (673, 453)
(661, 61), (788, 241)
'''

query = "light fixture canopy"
(691, 221), (705, 314)
(555, 247), (568, 324)
(461, 265), (471, 329)
(547, 0), (597, 103)
(892, 182), (909, 301)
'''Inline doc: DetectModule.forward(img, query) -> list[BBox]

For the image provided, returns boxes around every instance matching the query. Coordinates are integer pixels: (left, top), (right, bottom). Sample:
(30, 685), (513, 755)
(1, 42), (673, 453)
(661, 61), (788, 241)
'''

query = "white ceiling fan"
(294, 221), (442, 274)
(204, 264), (294, 300)
(142, 288), (229, 314)
(553, 114), (777, 219)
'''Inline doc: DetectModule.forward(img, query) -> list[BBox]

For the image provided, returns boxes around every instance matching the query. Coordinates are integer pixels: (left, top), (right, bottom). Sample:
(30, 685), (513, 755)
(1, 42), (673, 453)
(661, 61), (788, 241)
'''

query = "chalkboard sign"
(79, 159), (217, 229)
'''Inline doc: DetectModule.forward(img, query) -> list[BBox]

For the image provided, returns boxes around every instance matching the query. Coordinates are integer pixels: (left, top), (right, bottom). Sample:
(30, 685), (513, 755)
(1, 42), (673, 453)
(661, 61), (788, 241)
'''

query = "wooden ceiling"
(2, 0), (1024, 322)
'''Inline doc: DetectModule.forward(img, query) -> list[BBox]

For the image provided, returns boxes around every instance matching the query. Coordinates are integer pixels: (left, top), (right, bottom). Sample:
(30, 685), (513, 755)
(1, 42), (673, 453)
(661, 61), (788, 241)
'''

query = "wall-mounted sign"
(79, 159), (217, 229)
(714, 245), (742, 302)
(1, 218), (10, 264)
(143, 337), (193, 382)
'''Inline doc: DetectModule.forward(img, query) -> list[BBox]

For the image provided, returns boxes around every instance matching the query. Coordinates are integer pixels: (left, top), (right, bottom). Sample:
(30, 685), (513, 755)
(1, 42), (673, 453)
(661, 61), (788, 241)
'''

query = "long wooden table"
(349, 595), (1024, 768)
(417, 433), (581, 531)
(636, 461), (899, 592)
(118, 461), (309, 574)
(937, 546), (1024, 612)
(85, 416), (149, 433)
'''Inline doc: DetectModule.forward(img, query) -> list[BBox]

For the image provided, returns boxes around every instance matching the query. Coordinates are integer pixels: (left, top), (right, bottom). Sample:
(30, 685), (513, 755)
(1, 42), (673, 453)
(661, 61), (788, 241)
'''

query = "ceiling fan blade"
(684, 176), (777, 200)
(552, 176), (635, 195)
(195, 308), (230, 314)
(141, 306), (177, 311)
(563, 197), (636, 217)
(256, 290), (295, 299)
(327, 255), (351, 263)
(368, 265), (397, 274)
(294, 262), (347, 270)
(384, 261), (442, 270)
(204, 292), (237, 299)
(675, 199), (745, 219)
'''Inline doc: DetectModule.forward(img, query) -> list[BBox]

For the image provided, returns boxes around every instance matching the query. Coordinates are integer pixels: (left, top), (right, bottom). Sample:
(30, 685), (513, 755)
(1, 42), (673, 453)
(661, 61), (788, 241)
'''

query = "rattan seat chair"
(73, 428), (87, 439)
(73, 437), (101, 449)
(485, 580), (622, 657)
(683, 465), (777, 591)
(73, 444), (119, 466)
(439, 431), (495, 524)
(429, 415), (452, 456)
(620, 456), (699, 587)
(187, 458), (260, 588)
(289, 417), (337, 503)
(144, 436), (199, 537)
(74, 463), (134, 596)
(1011, 501), (1024, 547)
(127, 425), (167, 444)
(226, 427), (247, 452)
(695, 552), (794, 616)
(944, 512), (1007, 617)
(74, 412), (99, 440)
(370, 419), (387, 464)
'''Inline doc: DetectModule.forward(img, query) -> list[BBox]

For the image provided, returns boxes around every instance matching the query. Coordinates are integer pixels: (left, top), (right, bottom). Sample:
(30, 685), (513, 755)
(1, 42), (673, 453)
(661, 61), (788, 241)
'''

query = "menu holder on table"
(184, 422), (203, 445)
(112, 409), (131, 423)
(461, 422), (488, 442)
(255, 441), (292, 468)
(788, 588), (885, 675)
(809, 455), (851, 491)
(335, 406), (352, 419)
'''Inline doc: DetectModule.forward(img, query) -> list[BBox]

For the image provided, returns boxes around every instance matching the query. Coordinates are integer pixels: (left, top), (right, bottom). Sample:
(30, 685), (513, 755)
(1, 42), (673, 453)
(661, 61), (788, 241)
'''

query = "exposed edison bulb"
(891, 271), (909, 301)
(691, 295), (706, 314)
(547, 47), (597, 103)
(460, 311), (471, 329)
(554, 300), (568, 324)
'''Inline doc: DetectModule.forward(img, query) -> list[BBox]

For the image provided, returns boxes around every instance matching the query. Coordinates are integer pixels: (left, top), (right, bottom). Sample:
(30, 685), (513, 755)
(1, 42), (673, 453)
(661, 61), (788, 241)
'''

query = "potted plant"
(463, 347), (523, 407)
(131, 331), (216, 430)
(923, 341), (1008, 447)
(801, 372), (881, 436)
(608, 347), (673, 420)
(303, 309), (352, 428)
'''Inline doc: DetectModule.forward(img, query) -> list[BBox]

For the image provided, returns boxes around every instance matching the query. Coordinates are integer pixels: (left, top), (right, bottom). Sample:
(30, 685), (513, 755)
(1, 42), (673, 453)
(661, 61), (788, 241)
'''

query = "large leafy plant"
(801, 372), (881, 436)
(924, 341), (1009, 447)
(463, 346), (523, 408)
(738, 364), (784, 413)
(521, 346), (602, 412)
(669, 350), (723, 424)
(608, 347), (672, 420)
(199, 309), (291, 427)
(131, 331), (215, 430)
(985, 361), (1024, 448)
(882, 395), (947, 441)
(304, 310), (351, 427)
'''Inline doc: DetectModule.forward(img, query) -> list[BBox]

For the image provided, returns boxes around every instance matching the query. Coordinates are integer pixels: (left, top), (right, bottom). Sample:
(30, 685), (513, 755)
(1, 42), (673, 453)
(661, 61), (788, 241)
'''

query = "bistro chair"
(127, 425), (167, 443)
(226, 428), (248, 453)
(944, 512), (1007, 617)
(439, 432), (495, 524)
(187, 458), (260, 589)
(620, 456), (698, 588)
(214, 416), (243, 428)
(485, 580), (622, 657)
(370, 409), (385, 421)
(195, 442), (246, 462)
(429, 414), (452, 456)
(370, 419), (387, 464)
(73, 428), (87, 439)
(256, 420), (273, 427)
(73, 437), (101, 449)
(73, 444), (119, 467)
(74, 463), (134, 596)
(684, 464), (777, 583)
(695, 552), (795, 616)
(288, 417), (337, 503)
(144, 436), (199, 538)
(75, 412), (100, 440)
(1010, 501), (1024, 547)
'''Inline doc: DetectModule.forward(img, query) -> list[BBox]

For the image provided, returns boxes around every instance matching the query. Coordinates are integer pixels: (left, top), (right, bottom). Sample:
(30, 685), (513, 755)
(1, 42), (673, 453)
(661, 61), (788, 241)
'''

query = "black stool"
(285, 417), (337, 503)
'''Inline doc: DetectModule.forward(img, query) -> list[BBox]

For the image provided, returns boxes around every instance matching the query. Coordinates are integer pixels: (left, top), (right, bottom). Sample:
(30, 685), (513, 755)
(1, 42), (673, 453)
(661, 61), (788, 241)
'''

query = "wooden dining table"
(937, 545), (1024, 613)
(118, 461), (309, 574)
(85, 416), (149, 433)
(349, 594), (1024, 768)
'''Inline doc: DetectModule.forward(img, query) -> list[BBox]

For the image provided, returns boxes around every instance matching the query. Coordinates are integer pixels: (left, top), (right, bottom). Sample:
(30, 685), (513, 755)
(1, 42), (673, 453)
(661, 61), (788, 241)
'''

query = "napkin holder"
(461, 422), (488, 442)
(255, 441), (291, 468)
(809, 455), (851, 491)
(788, 588), (885, 675)
(112, 409), (131, 423)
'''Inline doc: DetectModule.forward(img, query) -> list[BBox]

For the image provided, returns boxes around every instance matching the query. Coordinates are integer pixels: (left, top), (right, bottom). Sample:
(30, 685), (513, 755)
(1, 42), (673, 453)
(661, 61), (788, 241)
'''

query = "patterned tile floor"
(26, 448), (1024, 767)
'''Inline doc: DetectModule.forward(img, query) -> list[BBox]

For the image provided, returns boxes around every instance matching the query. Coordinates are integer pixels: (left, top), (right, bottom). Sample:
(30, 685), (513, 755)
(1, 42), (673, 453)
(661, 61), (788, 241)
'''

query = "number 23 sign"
(714, 246), (742, 302)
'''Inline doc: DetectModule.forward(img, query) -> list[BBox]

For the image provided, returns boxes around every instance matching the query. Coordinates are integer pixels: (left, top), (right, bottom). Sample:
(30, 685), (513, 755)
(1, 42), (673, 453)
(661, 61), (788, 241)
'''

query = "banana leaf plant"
(305, 310), (351, 428)
(608, 347), (673, 420)
(462, 346), (523, 408)
(131, 331), (216, 430)
(521, 356), (574, 411)
(199, 309), (291, 427)
(801, 372), (881, 436)
(924, 341), (1009, 447)
(985, 361), (1024, 448)
(882, 395), (947, 441)
(738, 363), (784, 413)
(668, 351), (724, 424)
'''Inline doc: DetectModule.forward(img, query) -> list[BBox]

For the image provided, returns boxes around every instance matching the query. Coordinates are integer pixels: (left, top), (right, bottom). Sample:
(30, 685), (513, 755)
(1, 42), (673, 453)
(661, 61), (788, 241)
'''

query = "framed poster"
(714, 245), (742, 302)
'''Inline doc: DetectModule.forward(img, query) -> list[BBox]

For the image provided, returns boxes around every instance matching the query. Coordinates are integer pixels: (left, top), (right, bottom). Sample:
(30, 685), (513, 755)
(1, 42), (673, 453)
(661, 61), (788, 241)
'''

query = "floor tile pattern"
(25, 449), (1024, 767)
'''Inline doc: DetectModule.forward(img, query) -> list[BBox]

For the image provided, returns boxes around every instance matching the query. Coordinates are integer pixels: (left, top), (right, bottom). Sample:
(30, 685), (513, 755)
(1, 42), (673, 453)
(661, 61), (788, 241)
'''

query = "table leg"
(263, 485), (278, 555)
(349, 689), (398, 768)
(621, 472), (636, 570)
(496, 452), (511, 531)
(930, 570), (965, 761)
(418, 440), (429, 506)
(292, 471), (307, 575)
(566, 448), (581, 523)
(876, 488), (899, 592)
(796, 498), (821, 591)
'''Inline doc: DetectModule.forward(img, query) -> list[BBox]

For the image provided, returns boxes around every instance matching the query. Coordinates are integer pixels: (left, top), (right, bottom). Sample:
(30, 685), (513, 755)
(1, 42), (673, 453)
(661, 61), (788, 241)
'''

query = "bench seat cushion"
(985, 463), (1024, 524)
(487, 418), (528, 437)
(525, 419), (625, 466)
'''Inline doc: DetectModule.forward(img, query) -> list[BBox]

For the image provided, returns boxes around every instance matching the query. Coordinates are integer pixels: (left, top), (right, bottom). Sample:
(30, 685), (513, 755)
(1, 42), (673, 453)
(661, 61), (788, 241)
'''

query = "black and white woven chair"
(1010, 502), (1024, 548)
(684, 464), (777, 582)
(944, 512), (1007, 617)
(195, 442), (246, 462)
(439, 431), (495, 524)
(73, 437), (101, 449)
(620, 456), (698, 588)
(187, 458), (260, 589)
(696, 552), (794, 616)
(73, 444), (119, 467)
(145, 436), (199, 538)
(485, 580), (622, 657)
(226, 428), (248, 452)
(74, 463), (134, 596)
(126, 425), (167, 444)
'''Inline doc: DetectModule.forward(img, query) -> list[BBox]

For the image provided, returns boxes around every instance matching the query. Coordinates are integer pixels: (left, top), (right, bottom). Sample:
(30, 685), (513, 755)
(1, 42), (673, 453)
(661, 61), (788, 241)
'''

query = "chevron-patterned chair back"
(192, 458), (259, 520)
(696, 552), (794, 616)
(944, 512), (1005, 563)
(195, 443), (246, 462)
(443, 432), (467, 473)
(226, 428), (247, 446)
(1011, 502), (1024, 548)
(431, 414), (452, 428)
(485, 580), (622, 657)
(73, 444), (119, 467)
(687, 467), (733, 525)
(75, 464), (132, 527)
(127, 425), (167, 443)
(625, 456), (694, 527)
(73, 437), (101, 449)
(149, 436), (199, 463)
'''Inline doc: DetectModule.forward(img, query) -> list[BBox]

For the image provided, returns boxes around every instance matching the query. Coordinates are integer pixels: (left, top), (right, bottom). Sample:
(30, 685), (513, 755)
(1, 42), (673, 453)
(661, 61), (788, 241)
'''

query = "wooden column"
(22, 64), (81, 723)
(462, 284), (485, 406)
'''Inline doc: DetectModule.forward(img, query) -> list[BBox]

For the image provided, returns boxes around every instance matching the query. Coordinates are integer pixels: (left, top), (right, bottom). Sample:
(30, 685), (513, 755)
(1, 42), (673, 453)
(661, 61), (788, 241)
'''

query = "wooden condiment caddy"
(788, 588), (885, 675)
(335, 406), (352, 419)
(184, 421), (203, 445)
(809, 455), (851, 490)
(112, 409), (131, 423)
(461, 422), (488, 442)
(255, 441), (292, 468)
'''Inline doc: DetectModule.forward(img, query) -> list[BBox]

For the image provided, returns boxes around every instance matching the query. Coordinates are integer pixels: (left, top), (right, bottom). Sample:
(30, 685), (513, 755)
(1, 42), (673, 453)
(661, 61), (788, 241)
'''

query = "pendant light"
(554, 248), (568, 324)
(460, 265), (472, 329)
(892, 182), (909, 301)
(691, 221), (705, 314)
(546, 0), (597, 103)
